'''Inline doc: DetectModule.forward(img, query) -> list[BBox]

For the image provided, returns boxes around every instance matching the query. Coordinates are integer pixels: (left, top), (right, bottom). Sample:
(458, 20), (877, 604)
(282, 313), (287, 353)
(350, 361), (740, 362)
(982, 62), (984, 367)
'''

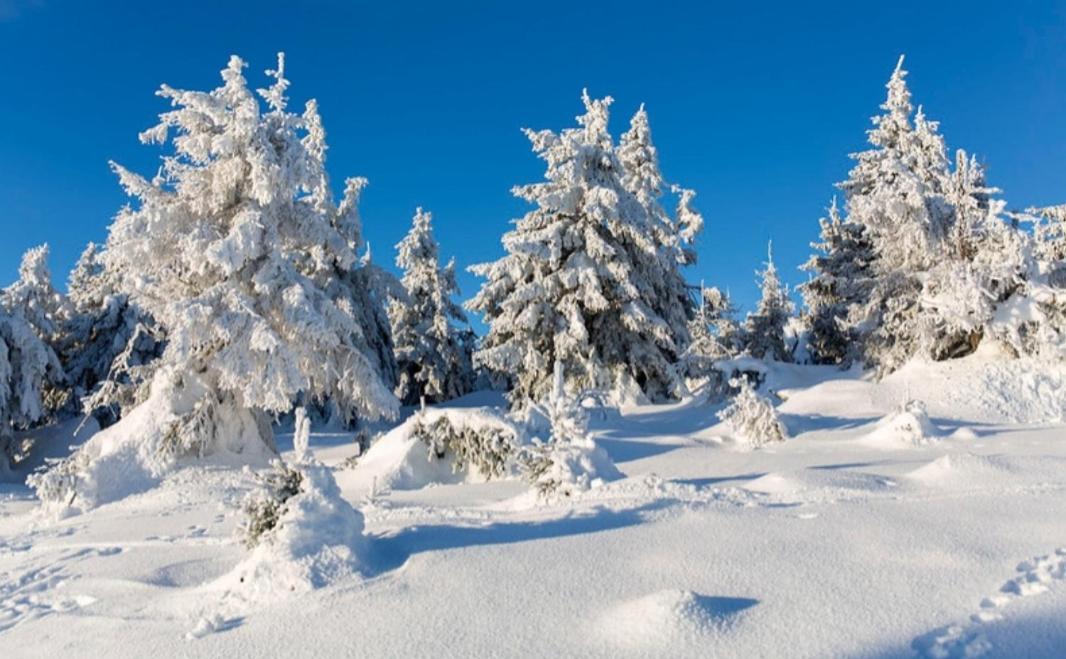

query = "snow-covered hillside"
(1, 353), (1063, 658)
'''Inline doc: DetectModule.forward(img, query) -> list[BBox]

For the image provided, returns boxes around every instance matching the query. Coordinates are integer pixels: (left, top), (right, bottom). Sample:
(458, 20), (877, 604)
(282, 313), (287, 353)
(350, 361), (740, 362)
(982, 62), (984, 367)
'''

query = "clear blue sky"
(1, 1), (1064, 325)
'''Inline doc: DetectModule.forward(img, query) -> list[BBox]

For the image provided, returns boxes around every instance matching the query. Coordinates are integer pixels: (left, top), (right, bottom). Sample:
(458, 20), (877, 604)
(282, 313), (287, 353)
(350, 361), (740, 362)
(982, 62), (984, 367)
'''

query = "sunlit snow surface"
(1, 352), (1065, 657)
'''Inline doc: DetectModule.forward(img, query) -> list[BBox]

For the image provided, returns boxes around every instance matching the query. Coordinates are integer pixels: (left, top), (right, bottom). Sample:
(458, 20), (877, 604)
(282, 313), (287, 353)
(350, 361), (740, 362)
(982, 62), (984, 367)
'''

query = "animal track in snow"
(912, 548), (1066, 658)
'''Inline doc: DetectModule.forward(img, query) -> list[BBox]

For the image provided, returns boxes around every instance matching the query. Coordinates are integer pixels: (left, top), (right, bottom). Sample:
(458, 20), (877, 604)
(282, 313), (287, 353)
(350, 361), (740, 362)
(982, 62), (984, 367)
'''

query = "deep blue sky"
(1, 1), (1064, 324)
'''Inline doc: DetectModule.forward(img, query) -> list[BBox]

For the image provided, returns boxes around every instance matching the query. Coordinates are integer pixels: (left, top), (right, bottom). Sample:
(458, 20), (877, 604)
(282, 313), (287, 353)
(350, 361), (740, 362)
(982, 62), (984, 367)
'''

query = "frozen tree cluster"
(5, 49), (1066, 522)
(469, 91), (703, 407)
(802, 56), (1040, 372)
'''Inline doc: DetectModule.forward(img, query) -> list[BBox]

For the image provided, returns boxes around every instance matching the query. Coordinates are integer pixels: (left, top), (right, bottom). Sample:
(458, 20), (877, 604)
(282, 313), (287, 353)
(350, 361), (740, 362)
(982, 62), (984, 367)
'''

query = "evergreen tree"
(683, 284), (740, 379)
(98, 54), (398, 454)
(388, 208), (474, 405)
(1, 245), (68, 418)
(60, 242), (164, 423)
(833, 56), (955, 372)
(745, 243), (794, 362)
(800, 199), (874, 365)
(617, 105), (704, 354)
(468, 91), (685, 405)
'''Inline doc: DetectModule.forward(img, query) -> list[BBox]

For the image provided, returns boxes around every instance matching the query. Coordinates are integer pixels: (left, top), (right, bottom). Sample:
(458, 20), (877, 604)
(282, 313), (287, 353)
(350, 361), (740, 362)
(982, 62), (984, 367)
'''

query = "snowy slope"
(1, 354), (1065, 657)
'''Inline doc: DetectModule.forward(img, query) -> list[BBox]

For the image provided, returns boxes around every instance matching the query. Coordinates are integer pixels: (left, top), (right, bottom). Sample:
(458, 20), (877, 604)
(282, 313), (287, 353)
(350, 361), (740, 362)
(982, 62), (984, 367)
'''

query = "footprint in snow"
(912, 548), (1066, 658)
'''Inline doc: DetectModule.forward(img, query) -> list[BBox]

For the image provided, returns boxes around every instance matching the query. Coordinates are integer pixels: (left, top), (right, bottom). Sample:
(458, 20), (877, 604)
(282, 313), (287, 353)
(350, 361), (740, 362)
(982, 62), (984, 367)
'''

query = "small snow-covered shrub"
(518, 437), (620, 499)
(411, 413), (517, 480)
(717, 378), (787, 448)
(242, 459), (304, 549)
(517, 362), (621, 499)
(865, 399), (941, 446)
(229, 459), (368, 597)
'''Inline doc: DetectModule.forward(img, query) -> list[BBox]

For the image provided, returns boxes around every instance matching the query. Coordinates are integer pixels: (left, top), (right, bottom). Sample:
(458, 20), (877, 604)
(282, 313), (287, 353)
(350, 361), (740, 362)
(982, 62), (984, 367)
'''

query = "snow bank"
(223, 461), (367, 600)
(29, 373), (274, 513)
(884, 348), (1066, 424)
(352, 406), (523, 492)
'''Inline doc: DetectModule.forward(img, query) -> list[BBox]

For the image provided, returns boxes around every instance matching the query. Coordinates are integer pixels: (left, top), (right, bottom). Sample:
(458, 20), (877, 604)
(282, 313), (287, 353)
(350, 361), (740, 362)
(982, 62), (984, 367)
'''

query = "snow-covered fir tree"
(0, 308), (64, 471)
(388, 208), (475, 405)
(800, 198), (874, 365)
(60, 242), (164, 424)
(321, 180), (401, 415)
(1, 245), (68, 418)
(518, 360), (620, 498)
(744, 243), (794, 362)
(617, 104), (704, 352)
(469, 91), (691, 405)
(683, 284), (741, 380)
(3, 245), (67, 347)
(95, 54), (398, 453)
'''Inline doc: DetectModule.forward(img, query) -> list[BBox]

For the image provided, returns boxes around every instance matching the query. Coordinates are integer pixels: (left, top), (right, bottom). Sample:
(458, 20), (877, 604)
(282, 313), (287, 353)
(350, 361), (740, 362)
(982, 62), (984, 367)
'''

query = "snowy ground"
(1, 355), (1065, 657)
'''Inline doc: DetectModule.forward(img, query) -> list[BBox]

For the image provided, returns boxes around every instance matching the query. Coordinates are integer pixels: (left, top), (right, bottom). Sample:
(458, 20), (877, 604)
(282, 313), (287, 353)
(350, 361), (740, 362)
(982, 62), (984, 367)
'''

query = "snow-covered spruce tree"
(800, 198), (875, 365)
(683, 284), (740, 381)
(469, 91), (686, 406)
(388, 208), (474, 405)
(39, 54), (399, 491)
(1, 245), (68, 420)
(59, 242), (164, 424)
(716, 377), (787, 448)
(0, 308), (64, 471)
(617, 105), (704, 351)
(744, 243), (795, 362)
(830, 57), (959, 372)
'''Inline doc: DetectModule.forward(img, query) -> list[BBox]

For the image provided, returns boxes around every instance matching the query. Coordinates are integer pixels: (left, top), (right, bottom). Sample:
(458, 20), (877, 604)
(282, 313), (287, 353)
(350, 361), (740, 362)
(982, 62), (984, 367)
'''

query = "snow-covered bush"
(33, 54), (400, 503)
(469, 91), (701, 406)
(864, 399), (941, 446)
(389, 208), (475, 405)
(242, 459), (304, 548)
(716, 377), (787, 448)
(30, 368), (276, 510)
(517, 362), (620, 499)
(230, 457), (369, 597)
(411, 411), (518, 480)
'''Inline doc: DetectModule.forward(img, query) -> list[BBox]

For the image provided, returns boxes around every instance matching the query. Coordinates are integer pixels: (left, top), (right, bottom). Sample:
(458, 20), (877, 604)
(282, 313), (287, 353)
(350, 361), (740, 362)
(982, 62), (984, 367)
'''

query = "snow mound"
(742, 472), (799, 495)
(597, 589), (757, 648)
(861, 400), (942, 447)
(904, 453), (1021, 488)
(223, 461), (367, 600)
(352, 406), (523, 492)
